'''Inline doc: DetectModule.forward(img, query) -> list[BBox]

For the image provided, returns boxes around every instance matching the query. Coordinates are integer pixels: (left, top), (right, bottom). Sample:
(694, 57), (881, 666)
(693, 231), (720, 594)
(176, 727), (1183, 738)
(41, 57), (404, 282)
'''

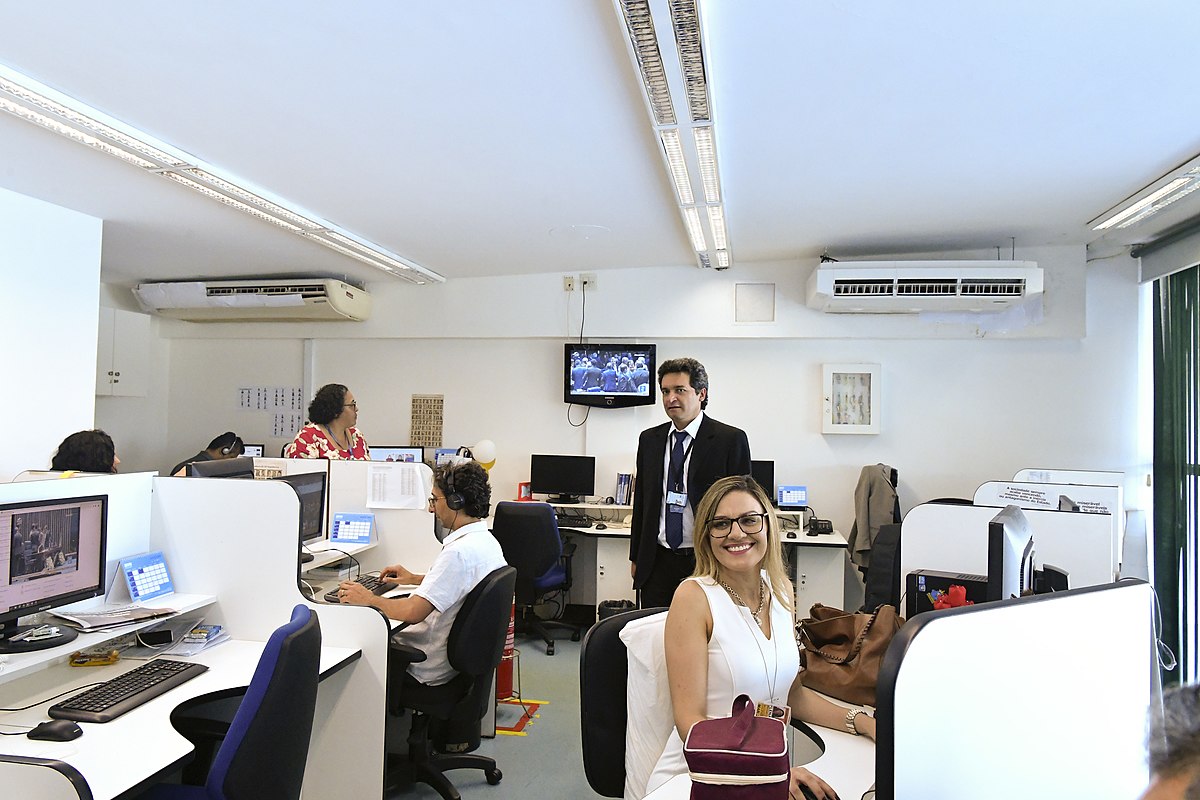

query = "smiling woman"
(647, 474), (876, 800)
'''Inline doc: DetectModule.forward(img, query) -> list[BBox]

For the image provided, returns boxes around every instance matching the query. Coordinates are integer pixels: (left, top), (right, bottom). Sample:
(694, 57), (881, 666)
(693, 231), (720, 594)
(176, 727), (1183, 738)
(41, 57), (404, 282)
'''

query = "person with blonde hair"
(649, 474), (875, 800)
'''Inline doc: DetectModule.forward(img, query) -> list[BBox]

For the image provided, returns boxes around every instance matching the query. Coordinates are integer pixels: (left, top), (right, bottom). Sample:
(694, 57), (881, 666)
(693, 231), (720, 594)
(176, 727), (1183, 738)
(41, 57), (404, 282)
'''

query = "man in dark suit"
(629, 357), (751, 609)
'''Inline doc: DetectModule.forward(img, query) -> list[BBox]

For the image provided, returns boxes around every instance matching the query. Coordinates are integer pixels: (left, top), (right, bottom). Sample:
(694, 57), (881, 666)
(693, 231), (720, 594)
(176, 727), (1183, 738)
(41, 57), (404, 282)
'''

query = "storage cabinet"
(96, 307), (150, 396)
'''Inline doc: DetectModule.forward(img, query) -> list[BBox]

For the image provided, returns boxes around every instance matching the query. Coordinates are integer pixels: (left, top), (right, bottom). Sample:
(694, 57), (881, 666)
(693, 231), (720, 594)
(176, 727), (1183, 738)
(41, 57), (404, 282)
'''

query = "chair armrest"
(389, 636), (428, 666)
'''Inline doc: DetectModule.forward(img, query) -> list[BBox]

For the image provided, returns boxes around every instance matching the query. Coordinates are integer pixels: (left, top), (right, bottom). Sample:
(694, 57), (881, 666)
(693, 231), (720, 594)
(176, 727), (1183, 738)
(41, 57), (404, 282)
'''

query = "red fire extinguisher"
(496, 602), (516, 699)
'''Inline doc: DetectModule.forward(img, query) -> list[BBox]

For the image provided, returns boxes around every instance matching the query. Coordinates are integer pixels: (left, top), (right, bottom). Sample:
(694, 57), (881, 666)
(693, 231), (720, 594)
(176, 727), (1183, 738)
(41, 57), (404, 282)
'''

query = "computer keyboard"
(48, 659), (209, 723)
(554, 512), (593, 529)
(323, 574), (399, 603)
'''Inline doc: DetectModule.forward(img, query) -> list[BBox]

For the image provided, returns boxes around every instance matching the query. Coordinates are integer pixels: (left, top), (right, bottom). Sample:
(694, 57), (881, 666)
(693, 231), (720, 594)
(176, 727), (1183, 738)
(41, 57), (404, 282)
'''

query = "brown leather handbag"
(797, 603), (902, 706)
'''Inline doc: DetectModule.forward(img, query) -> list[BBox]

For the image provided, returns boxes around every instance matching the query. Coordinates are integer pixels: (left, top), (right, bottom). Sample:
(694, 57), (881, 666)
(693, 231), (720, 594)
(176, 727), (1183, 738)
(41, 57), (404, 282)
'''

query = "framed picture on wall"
(822, 363), (880, 434)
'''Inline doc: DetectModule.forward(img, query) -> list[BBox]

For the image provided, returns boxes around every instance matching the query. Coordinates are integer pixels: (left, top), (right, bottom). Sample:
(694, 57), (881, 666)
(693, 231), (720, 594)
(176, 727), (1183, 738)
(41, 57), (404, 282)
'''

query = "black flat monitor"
(751, 460), (775, 506)
(372, 446), (424, 463)
(273, 471), (328, 563)
(986, 505), (1036, 602)
(187, 456), (256, 478)
(529, 454), (596, 503)
(0, 494), (107, 653)
(564, 343), (656, 408)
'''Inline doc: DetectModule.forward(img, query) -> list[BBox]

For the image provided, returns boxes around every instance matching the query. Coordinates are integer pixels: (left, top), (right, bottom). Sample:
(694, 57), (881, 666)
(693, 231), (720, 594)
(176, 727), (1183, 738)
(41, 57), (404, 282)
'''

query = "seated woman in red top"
(285, 383), (371, 460)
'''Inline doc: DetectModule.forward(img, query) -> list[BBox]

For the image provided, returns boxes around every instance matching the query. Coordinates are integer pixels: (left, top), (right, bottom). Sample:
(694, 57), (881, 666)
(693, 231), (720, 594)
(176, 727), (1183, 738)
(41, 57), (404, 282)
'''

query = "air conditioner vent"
(134, 278), (372, 322)
(205, 283), (328, 299)
(807, 260), (1042, 314)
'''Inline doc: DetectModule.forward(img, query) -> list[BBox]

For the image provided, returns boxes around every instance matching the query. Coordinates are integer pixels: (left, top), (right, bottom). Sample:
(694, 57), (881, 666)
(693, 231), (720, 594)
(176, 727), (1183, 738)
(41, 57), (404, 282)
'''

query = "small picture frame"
(822, 363), (880, 434)
(517, 481), (533, 501)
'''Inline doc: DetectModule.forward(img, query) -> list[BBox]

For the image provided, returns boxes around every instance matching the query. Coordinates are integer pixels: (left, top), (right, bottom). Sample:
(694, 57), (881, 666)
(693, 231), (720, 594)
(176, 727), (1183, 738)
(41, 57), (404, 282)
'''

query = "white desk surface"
(644, 723), (874, 800)
(0, 639), (360, 800)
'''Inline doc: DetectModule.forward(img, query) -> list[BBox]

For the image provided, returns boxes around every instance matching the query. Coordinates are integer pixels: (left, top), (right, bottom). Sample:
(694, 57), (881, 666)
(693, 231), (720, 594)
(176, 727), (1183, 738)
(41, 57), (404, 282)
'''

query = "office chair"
(385, 565), (516, 800)
(578, 605), (666, 797)
(491, 501), (582, 655)
(142, 604), (322, 800)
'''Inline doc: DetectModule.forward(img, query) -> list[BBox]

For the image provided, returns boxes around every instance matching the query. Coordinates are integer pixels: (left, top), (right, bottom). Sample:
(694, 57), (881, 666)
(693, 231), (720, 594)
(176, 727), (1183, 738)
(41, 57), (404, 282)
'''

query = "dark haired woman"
(51, 429), (119, 473)
(284, 383), (370, 460)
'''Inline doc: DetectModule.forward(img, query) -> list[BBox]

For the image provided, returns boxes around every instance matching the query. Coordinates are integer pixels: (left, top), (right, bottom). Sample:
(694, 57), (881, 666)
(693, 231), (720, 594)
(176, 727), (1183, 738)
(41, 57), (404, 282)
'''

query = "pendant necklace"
(719, 574), (781, 707)
(719, 576), (767, 626)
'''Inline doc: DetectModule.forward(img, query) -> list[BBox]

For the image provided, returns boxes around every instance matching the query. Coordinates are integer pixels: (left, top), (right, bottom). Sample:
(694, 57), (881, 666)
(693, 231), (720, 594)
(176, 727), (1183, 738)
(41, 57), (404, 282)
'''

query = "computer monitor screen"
(750, 460), (775, 505)
(273, 472), (328, 545)
(187, 457), (256, 478)
(0, 494), (107, 653)
(241, 444), (264, 458)
(564, 343), (656, 408)
(372, 446), (425, 463)
(529, 454), (596, 503)
(430, 447), (458, 466)
(986, 505), (1036, 602)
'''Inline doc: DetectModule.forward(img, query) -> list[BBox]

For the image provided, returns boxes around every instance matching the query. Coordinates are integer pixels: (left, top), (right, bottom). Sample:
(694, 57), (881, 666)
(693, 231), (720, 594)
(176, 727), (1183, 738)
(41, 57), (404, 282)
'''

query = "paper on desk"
(366, 462), (431, 509)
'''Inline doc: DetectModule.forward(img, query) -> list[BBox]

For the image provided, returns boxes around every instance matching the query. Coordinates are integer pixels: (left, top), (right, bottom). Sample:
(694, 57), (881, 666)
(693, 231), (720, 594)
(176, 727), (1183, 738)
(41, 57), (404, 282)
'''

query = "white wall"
(0, 187), (103, 480)
(125, 243), (1142, 537)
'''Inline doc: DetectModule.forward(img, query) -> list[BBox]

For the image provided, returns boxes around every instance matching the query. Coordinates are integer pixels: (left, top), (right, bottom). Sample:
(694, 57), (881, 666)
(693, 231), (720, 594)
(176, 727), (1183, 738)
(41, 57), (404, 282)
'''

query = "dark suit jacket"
(628, 414), (751, 589)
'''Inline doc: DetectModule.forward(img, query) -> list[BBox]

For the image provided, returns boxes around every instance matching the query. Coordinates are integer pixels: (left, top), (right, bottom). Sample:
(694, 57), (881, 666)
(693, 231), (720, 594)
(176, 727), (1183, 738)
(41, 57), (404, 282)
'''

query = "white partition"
(1013, 467), (1122, 486)
(898, 503), (1117, 606)
(326, 460), (441, 574)
(974, 479), (1125, 570)
(151, 477), (390, 799)
(876, 580), (1153, 799)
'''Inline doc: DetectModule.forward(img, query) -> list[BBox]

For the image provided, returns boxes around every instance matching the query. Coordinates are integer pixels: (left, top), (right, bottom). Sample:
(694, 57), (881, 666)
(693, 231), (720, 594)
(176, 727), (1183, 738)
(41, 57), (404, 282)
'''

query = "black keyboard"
(324, 574), (399, 603)
(49, 659), (209, 723)
(555, 513), (593, 529)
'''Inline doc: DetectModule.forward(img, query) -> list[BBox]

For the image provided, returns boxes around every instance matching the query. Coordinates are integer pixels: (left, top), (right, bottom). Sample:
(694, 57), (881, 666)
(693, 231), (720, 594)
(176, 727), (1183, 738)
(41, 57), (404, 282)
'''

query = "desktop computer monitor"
(241, 444), (265, 458)
(750, 460), (775, 505)
(272, 472), (328, 559)
(0, 494), (107, 653)
(529, 454), (595, 503)
(371, 446), (424, 463)
(187, 457), (256, 478)
(429, 447), (458, 466)
(986, 505), (1036, 602)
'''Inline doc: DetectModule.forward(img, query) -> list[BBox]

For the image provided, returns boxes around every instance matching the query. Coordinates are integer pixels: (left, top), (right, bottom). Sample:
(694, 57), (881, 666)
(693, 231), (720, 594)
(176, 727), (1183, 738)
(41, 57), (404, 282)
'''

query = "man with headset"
(338, 460), (505, 685)
(169, 431), (244, 477)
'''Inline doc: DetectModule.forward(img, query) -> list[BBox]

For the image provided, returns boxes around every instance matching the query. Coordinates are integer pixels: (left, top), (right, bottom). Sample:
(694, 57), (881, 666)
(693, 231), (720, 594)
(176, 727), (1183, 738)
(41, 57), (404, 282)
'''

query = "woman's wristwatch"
(844, 708), (870, 735)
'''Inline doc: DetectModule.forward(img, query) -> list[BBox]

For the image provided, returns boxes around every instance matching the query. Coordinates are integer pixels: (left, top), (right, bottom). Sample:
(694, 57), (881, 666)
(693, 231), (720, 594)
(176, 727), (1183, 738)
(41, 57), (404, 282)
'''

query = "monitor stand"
(0, 618), (79, 654)
(550, 494), (583, 504)
(300, 550), (314, 564)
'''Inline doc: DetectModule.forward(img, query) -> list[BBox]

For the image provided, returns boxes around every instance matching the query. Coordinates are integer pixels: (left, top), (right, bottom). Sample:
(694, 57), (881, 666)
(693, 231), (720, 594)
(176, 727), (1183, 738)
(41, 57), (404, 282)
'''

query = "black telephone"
(808, 518), (833, 535)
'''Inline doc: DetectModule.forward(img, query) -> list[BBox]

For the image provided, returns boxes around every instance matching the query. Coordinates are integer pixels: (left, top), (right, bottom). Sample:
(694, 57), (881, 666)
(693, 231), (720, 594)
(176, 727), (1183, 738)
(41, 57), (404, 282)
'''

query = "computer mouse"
(786, 531), (797, 539)
(595, 523), (607, 530)
(28, 719), (83, 741)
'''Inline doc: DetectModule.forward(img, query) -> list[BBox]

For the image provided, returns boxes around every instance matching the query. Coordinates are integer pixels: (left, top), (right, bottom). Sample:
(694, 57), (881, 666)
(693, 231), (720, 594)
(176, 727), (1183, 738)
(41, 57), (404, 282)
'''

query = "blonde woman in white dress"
(648, 475), (876, 800)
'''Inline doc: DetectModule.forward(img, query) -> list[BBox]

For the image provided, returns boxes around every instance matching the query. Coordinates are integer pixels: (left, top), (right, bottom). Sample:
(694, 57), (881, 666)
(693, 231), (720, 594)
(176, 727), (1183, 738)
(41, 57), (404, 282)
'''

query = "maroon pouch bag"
(682, 694), (789, 800)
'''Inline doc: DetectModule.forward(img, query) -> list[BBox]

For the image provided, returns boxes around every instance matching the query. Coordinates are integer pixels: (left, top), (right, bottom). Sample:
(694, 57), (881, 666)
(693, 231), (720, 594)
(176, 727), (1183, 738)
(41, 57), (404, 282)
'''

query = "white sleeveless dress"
(645, 573), (800, 794)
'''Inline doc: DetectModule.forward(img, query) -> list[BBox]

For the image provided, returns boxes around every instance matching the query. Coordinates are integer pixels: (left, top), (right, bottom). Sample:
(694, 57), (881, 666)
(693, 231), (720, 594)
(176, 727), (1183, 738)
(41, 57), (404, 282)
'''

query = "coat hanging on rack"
(846, 463), (900, 570)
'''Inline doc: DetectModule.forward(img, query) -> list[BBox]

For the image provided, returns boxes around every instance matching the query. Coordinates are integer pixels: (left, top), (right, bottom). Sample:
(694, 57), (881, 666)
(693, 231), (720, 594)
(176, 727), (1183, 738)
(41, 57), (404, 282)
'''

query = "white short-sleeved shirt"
(400, 519), (507, 685)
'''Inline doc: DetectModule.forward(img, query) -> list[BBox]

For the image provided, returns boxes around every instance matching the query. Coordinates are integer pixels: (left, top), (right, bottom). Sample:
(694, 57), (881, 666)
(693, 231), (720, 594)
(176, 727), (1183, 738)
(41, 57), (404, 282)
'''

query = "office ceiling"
(2, 1), (1199, 289)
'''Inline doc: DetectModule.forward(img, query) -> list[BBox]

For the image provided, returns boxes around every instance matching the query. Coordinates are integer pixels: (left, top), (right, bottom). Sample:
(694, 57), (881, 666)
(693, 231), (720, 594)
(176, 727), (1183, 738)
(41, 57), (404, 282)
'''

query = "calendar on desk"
(331, 512), (375, 544)
(120, 551), (174, 601)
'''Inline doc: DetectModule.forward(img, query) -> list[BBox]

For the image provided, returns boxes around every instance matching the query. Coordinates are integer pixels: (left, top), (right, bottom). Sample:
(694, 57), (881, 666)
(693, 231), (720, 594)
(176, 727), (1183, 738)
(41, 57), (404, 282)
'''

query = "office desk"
(0, 641), (361, 800)
(643, 724), (874, 800)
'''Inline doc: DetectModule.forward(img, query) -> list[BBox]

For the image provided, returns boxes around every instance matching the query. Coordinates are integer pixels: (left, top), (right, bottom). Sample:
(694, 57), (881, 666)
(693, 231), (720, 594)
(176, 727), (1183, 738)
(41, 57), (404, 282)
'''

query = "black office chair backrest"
(210, 604), (321, 800)
(578, 606), (667, 798)
(447, 565), (517, 718)
(491, 502), (562, 598)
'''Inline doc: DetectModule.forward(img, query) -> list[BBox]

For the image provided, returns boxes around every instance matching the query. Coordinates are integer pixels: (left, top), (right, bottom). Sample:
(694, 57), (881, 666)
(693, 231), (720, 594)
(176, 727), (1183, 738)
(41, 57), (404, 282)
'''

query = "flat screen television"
(530, 454), (596, 503)
(564, 343), (656, 408)
(187, 456), (256, 478)
(0, 494), (107, 653)
(986, 505), (1036, 602)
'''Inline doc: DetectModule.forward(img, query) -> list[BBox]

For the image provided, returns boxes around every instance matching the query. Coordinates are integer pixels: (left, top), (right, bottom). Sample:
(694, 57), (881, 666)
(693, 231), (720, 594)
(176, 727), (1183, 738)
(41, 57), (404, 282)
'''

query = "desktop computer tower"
(906, 569), (988, 619)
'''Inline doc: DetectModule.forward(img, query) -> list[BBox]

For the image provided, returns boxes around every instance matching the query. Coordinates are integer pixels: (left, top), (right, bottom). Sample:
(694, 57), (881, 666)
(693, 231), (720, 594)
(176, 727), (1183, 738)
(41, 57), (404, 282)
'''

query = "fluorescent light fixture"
(0, 65), (443, 284)
(1094, 169), (1200, 230)
(616, 0), (731, 269)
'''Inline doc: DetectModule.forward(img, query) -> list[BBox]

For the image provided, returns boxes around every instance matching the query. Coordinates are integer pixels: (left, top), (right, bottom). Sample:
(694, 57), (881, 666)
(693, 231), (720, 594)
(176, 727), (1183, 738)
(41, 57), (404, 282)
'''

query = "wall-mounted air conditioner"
(133, 279), (372, 322)
(806, 260), (1043, 314)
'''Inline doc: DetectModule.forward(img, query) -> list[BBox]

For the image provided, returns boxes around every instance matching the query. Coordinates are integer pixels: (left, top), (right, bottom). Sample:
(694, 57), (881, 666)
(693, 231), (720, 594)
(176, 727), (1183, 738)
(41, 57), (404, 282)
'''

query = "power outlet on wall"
(579, 273), (597, 291)
(563, 276), (576, 292)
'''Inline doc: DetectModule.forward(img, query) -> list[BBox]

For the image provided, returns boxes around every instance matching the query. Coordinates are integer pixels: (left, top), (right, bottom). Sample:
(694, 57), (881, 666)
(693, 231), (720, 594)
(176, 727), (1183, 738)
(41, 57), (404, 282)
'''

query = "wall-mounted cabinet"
(96, 307), (150, 396)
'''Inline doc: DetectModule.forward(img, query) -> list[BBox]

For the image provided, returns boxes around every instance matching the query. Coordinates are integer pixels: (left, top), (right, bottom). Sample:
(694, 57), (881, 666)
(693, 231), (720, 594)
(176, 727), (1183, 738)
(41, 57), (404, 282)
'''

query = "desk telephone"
(808, 518), (833, 535)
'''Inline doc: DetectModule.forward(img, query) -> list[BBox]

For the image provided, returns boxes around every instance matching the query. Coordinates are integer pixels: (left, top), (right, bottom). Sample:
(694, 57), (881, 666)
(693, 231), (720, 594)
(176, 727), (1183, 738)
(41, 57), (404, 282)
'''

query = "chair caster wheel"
(570, 631), (581, 642)
(486, 768), (503, 785)
(546, 644), (555, 656)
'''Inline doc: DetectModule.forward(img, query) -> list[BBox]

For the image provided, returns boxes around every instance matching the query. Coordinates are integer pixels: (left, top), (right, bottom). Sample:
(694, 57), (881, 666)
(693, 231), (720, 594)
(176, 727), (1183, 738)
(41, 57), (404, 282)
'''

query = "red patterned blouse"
(284, 423), (370, 461)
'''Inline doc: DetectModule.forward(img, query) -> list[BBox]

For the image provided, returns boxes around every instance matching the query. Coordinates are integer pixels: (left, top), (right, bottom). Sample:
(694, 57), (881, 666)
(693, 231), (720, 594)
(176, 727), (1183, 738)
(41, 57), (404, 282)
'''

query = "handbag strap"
(803, 608), (880, 664)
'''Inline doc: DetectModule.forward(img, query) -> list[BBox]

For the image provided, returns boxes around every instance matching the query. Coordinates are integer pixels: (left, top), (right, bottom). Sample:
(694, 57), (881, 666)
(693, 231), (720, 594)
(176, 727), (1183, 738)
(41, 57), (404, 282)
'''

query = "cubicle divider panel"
(0, 758), (87, 799)
(898, 503), (1116, 607)
(878, 580), (1153, 799)
(0, 471), (154, 597)
(327, 460), (441, 574)
(151, 477), (389, 799)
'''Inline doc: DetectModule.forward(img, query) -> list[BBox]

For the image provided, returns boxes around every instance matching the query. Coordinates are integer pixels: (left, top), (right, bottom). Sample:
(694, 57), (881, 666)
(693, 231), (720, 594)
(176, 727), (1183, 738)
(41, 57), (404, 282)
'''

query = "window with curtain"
(1153, 262), (1200, 685)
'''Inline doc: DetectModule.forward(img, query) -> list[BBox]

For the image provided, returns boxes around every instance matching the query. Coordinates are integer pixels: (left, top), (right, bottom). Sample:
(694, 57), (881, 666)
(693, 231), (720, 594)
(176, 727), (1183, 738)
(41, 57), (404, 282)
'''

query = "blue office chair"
(491, 501), (582, 655)
(142, 604), (322, 800)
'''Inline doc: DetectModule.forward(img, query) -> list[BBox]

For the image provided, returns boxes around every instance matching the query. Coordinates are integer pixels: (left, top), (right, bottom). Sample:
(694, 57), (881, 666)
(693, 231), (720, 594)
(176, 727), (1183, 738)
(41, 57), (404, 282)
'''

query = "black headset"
(221, 435), (244, 456)
(443, 464), (466, 511)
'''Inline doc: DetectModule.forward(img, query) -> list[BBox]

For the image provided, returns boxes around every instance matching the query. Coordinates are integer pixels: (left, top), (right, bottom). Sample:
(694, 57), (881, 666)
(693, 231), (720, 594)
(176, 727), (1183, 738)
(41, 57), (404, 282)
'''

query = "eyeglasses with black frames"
(708, 512), (767, 538)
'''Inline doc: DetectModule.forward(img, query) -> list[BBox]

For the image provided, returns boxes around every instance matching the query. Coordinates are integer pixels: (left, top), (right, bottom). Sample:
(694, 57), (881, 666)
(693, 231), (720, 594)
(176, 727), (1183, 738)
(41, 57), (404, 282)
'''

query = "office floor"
(391, 632), (602, 800)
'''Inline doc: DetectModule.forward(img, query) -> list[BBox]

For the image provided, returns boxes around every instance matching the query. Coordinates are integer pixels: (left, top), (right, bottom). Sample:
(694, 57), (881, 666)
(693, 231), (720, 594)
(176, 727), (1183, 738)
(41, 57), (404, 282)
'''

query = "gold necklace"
(718, 576), (767, 626)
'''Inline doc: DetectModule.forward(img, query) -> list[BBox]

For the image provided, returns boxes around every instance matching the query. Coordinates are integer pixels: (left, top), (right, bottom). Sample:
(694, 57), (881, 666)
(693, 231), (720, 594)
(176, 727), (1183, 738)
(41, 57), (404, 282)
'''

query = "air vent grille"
(206, 283), (327, 299)
(832, 280), (893, 297)
(960, 279), (1026, 296)
(832, 277), (1027, 299)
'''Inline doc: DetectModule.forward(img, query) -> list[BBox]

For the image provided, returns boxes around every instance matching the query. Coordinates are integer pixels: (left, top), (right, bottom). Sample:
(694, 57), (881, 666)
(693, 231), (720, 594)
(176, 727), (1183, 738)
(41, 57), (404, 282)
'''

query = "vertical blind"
(1153, 263), (1200, 684)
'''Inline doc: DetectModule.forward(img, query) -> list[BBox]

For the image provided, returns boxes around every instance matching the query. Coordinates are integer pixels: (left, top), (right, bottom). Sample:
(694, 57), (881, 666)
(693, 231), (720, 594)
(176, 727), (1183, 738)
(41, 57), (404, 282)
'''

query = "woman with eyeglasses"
(284, 383), (371, 460)
(647, 474), (875, 800)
